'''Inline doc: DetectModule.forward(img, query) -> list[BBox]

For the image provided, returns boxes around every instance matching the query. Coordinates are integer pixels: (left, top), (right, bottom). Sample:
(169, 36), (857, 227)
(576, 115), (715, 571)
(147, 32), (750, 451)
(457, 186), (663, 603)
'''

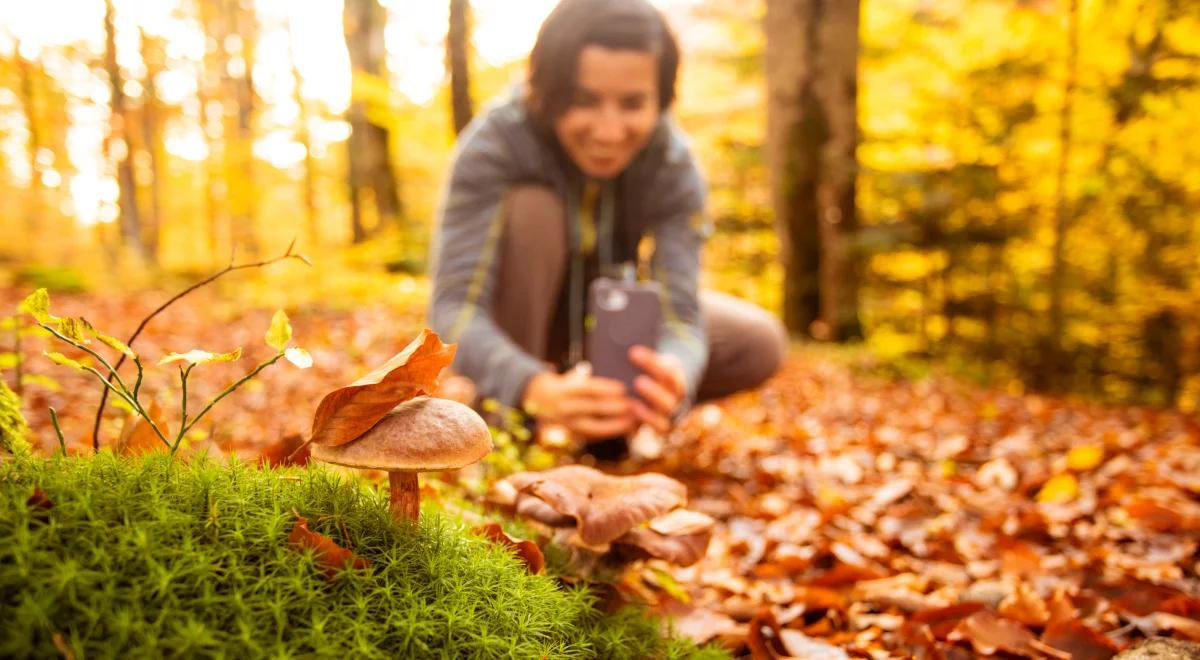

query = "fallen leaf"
(747, 608), (790, 659)
(472, 523), (545, 574)
(288, 515), (371, 579)
(1040, 620), (1119, 660)
(947, 610), (1037, 656)
(1067, 445), (1105, 471)
(665, 605), (742, 644)
(258, 434), (310, 468)
(912, 603), (987, 640)
(779, 629), (851, 659)
(1037, 474), (1079, 504)
(117, 401), (170, 456)
(310, 329), (456, 447)
(26, 487), (53, 522)
(1124, 498), (1184, 532)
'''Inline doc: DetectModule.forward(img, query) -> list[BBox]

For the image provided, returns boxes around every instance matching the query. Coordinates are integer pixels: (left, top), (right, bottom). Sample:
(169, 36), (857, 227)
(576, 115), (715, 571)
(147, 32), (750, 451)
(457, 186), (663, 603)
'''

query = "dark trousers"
(492, 185), (788, 403)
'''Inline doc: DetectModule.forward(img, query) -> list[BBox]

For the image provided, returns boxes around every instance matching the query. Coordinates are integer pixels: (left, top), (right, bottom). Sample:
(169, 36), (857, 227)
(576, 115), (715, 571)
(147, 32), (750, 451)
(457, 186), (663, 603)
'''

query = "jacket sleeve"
(647, 142), (710, 408)
(428, 115), (549, 408)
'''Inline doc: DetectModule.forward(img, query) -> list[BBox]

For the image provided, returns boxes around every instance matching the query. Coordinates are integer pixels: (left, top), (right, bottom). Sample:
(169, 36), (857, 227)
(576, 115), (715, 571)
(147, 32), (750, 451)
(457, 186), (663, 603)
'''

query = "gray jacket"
(429, 90), (709, 409)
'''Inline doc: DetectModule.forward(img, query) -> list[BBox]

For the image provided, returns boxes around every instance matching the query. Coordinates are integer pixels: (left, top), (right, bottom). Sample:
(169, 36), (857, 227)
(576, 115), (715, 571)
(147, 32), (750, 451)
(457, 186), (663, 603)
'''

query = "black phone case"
(586, 278), (662, 394)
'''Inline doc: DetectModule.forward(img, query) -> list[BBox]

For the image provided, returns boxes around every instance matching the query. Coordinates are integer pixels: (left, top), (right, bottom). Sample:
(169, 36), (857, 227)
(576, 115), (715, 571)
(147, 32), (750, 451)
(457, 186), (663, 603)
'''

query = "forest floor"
(3, 286), (1199, 658)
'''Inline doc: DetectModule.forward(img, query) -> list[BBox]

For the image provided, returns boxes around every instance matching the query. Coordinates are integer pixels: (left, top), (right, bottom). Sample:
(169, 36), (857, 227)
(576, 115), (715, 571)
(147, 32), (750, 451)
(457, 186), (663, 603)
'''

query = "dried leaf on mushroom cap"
(310, 329), (456, 447)
(501, 465), (689, 546)
(310, 397), (492, 471)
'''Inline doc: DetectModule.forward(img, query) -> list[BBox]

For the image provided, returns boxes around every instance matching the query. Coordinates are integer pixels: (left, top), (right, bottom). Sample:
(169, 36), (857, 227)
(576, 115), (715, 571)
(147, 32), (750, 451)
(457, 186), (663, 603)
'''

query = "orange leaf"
(947, 610), (1037, 657)
(747, 607), (789, 660)
(310, 329), (456, 447)
(1040, 620), (1119, 660)
(118, 401), (170, 456)
(258, 434), (310, 468)
(288, 515), (371, 579)
(473, 523), (545, 574)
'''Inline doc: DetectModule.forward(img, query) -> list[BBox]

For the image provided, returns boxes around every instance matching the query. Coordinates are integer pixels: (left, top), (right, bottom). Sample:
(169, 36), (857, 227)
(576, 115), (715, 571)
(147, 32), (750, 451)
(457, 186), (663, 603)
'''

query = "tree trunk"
(765, 0), (861, 341)
(447, 0), (474, 136)
(15, 44), (44, 244)
(103, 0), (147, 261)
(287, 8), (320, 248)
(344, 0), (402, 243)
(1044, 0), (1081, 389)
(224, 0), (260, 258)
(139, 29), (165, 264)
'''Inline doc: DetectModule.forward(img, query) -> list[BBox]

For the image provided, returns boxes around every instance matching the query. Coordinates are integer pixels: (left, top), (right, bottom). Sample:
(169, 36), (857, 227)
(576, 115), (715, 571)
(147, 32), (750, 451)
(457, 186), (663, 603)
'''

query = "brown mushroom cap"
(500, 465), (689, 546)
(310, 396), (492, 471)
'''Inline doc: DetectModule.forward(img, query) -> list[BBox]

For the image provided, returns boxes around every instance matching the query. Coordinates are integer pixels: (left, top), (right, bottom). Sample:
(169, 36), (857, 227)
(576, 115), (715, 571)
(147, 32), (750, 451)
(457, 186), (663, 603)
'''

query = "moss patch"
(0, 379), (29, 455)
(0, 453), (725, 659)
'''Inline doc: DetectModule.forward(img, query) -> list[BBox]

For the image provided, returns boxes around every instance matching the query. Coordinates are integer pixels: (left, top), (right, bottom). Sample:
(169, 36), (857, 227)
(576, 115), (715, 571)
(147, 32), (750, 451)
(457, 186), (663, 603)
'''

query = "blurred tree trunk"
(139, 29), (166, 264)
(286, 9), (320, 249)
(1043, 0), (1080, 389)
(447, 0), (474, 135)
(15, 44), (44, 242)
(344, 0), (402, 244)
(103, 0), (147, 261)
(195, 0), (223, 264)
(765, 0), (861, 340)
(224, 0), (260, 258)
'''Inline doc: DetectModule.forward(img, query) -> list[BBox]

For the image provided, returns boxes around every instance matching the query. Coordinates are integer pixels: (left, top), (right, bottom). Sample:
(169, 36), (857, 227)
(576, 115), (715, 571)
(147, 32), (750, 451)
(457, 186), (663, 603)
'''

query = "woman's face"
(553, 45), (660, 180)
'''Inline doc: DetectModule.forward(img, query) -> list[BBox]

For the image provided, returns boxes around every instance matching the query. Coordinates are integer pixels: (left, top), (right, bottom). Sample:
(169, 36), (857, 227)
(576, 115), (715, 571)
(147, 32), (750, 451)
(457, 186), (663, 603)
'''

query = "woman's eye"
(620, 96), (648, 111)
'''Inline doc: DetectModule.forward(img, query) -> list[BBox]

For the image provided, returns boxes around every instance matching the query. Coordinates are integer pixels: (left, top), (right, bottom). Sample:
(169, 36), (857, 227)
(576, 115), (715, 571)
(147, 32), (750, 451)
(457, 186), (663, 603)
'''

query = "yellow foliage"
(1066, 445), (1104, 472)
(1036, 474), (1079, 504)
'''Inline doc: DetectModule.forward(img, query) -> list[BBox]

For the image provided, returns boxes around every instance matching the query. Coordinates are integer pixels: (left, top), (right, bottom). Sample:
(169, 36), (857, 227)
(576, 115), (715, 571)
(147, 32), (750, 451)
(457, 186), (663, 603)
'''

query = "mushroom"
(495, 465), (688, 544)
(613, 509), (715, 566)
(311, 396), (492, 522)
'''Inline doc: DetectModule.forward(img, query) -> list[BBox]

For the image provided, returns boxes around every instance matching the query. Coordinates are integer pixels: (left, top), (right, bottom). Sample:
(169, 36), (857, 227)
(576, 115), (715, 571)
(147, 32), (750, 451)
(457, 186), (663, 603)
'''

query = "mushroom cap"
(501, 465), (689, 546)
(310, 396), (492, 471)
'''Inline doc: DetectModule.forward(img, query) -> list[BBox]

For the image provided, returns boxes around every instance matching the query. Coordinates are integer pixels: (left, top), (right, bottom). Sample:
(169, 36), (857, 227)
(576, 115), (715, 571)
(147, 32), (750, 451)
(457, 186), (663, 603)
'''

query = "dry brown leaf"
(288, 515), (371, 579)
(26, 486), (53, 523)
(310, 329), (455, 447)
(998, 581), (1050, 627)
(472, 522), (545, 574)
(1124, 498), (1184, 532)
(118, 401), (170, 456)
(1040, 620), (1119, 660)
(257, 433), (310, 468)
(947, 610), (1038, 657)
(747, 608), (790, 659)
(665, 605), (742, 644)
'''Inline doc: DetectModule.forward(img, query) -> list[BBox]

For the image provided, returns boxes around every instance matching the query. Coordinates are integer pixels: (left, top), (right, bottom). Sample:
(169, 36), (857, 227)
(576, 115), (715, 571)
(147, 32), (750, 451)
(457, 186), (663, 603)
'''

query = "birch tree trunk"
(765, 0), (861, 340)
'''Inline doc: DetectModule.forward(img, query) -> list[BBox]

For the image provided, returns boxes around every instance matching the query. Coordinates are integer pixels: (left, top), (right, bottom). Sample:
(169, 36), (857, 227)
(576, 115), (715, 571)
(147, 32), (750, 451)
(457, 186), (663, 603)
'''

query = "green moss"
(0, 453), (727, 659)
(0, 379), (29, 455)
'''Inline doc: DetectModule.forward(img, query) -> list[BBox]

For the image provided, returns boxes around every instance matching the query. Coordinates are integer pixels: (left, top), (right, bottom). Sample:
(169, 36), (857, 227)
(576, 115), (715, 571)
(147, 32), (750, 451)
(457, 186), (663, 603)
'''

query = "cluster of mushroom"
(490, 465), (715, 566)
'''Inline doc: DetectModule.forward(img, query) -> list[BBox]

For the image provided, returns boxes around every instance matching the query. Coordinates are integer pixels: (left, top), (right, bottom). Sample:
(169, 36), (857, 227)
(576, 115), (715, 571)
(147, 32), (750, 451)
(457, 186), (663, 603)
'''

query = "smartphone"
(586, 277), (662, 394)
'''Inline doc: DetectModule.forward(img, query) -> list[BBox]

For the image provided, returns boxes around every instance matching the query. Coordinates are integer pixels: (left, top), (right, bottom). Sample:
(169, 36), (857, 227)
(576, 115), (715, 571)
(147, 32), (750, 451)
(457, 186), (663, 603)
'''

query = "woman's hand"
(522, 364), (637, 439)
(628, 345), (686, 434)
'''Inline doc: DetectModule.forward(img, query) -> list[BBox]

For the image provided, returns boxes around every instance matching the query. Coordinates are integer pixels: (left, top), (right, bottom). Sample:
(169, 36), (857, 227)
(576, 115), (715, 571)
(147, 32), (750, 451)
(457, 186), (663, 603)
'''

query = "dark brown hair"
(526, 0), (680, 126)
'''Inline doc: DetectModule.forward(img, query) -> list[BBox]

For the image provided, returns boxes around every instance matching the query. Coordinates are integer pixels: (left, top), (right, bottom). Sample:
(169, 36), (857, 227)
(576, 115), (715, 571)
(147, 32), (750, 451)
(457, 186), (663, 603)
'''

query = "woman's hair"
(526, 0), (680, 126)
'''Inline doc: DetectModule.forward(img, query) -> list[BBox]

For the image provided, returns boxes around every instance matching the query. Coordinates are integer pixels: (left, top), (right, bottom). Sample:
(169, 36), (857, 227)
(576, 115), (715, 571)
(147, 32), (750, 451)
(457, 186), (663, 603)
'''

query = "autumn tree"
(447, 0), (475, 135)
(764, 0), (862, 341)
(343, 0), (402, 244)
(103, 0), (148, 261)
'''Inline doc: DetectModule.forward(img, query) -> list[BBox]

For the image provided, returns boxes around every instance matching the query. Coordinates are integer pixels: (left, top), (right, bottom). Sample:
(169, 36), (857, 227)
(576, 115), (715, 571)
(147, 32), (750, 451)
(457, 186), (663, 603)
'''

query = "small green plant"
(19, 288), (312, 455)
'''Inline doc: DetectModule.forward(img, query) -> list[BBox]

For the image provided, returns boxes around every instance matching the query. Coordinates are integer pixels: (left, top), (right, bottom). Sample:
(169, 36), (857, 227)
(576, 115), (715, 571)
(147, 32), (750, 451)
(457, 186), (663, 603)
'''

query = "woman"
(430, 0), (787, 445)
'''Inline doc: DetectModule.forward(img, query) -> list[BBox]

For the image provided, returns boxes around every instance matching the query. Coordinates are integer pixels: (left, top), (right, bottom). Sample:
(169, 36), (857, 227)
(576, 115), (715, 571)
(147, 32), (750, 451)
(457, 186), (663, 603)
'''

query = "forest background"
(0, 0), (1197, 414)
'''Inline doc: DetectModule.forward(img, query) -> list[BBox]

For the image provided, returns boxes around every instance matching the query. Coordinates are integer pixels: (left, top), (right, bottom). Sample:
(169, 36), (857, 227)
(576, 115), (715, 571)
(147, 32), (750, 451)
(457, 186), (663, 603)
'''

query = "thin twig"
(48, 407), (66, 455)
(90, 242), (308, 451)
(174, 353), (284, 454)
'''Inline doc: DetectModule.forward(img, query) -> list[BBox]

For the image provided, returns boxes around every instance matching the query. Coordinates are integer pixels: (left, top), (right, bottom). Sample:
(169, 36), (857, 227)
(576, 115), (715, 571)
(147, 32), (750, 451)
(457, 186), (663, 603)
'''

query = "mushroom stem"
(389, 471), (420, 522)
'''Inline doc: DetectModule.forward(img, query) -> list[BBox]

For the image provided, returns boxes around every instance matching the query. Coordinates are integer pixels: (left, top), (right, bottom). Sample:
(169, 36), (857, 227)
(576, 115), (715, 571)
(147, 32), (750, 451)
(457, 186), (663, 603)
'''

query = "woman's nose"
(591, 106), (624, 144)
